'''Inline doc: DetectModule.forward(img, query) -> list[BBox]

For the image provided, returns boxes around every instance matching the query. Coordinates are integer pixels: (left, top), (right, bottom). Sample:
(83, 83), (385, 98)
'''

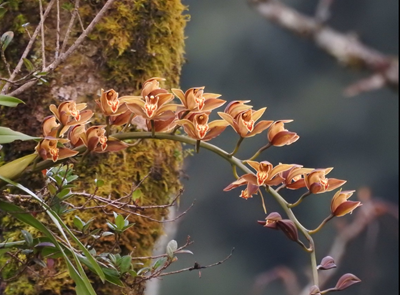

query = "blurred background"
(159, 0), (398, 295)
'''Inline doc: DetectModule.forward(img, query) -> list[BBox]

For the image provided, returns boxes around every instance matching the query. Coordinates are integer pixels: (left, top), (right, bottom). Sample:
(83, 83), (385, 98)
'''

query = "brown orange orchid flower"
(223, 177), (259, 200)
(330, 189), (362, 217)
(49, 101), (93, 136)
(172, 87), (226, 113)
(96, 89), (133, 123)
(304, 168), (346, 194)
(246, 161), (295, 186)
(176, 112), (229, 141)
(71, 125), (128, 153)
(218, 101), (273, 138)
(224, 161), (294, 199)
(35, 138), (78, 162)
(42, 116), (60, 137)
(281, 165), (315, 190)
(123, 78), (179, 121)
(267, 120), (299, 146)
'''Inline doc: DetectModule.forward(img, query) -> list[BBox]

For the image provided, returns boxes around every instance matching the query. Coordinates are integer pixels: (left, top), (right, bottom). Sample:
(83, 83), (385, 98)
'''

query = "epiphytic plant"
(0, 77), (362, 294)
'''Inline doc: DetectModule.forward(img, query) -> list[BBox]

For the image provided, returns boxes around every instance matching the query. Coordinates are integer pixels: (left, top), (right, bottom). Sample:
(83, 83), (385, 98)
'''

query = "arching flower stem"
(247, 142), (271, 161)
(288, 191), (312, 208)
(309, 214), (334, 235)
(229, 136), (244, 157)
(231, 164), (239, 180)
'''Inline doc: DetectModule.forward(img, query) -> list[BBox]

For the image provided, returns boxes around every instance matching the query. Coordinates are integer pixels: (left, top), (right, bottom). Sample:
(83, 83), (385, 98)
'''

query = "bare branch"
(249, 0), (399, 95)
(55, 0), (60, 59)
(60, 0), (80, 55)
(0, 0), (56, 95)
(159, 248), (235, 277)
(39, 0), (46, 70)
(6, 0), (117, 97)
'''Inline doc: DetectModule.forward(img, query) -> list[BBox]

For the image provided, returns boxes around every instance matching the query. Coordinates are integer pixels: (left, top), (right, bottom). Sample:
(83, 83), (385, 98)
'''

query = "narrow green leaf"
(56, 188), (72, 200)
(0, 95), (24, 107)
(0, 175), (105, 286)
(47, 183), (57, 196)
(22, 58), (34, 72)
(0, 200), (96, 295)
(0, 126), (41, 144)
(21, 230), (33, 247)
(152, 258), (167, 270)
(73, 216), (85, 231)
(0, 153), (37, 180)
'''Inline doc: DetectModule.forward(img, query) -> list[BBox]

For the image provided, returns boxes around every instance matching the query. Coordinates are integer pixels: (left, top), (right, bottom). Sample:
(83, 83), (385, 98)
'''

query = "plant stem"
(247, 142), (271, 161)
(266, 185), (318, 286)
(309, 214), (334, 234)
(288, 191), (311, 208)
(229, 136), (244, 157)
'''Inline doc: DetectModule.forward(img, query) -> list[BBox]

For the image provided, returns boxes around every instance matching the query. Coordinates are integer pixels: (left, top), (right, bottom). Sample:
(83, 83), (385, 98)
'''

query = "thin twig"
(0, 0), (56, 95)
(7, 0), (117, 97)
(55, 0), (60, 59)
(39, 0), (46, 70)
(61, 0), (80, 55)
(0, 50), (12, 76)
(159, 248), (235, 277)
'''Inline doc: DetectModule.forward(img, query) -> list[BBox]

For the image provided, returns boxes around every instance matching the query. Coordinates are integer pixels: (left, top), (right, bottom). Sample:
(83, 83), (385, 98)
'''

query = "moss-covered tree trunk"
(0, 1), (187, 294)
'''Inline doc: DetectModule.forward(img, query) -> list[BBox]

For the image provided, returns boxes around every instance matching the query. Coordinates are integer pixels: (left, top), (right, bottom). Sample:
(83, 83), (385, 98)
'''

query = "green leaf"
(0, 95), (24, 107)
(0, 153), (37, 180)
(101, 231), (114, 237)
(95, 178), (104, 187)
(21, 230), (33, 247)
(73, 216), (85, 231)
(47, 183), (57, 196)
(115, 214), (125, 231)
(66, 174), (79, 183)
(56, 188), (72, 200)
(0, 126), (41, 144)
(106, 221), (117, 231)
(166, 240), (178, 258)
(0, 200), (96, 295)
(119, 255), (132, 274)
(22, 58), (34, 72)
(152, 258), (167, 270)
(131, 189), (142, 201)
(82, 218), (95, 233)
(0, 175), (105, 290)
(0, 31), (13, 51)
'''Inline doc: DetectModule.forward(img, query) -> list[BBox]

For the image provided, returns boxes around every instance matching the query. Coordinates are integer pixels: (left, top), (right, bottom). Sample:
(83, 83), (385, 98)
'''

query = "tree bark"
(0, 1), (188, 294)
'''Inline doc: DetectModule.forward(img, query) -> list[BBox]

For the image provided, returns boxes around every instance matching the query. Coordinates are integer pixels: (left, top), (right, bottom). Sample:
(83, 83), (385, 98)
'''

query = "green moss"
(4, 276), (36, 295)
(85, 0), (188, 90)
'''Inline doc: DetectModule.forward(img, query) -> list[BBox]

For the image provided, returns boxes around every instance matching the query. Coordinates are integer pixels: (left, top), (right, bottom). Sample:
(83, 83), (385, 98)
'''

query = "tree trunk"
(0, 1), (187, 294)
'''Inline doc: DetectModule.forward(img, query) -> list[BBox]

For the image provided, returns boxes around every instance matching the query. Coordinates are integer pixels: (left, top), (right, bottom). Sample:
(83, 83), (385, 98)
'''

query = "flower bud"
(335, 273), (361, 291)
(331, 189), (362, 217)
(317, 256), (336, 270)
